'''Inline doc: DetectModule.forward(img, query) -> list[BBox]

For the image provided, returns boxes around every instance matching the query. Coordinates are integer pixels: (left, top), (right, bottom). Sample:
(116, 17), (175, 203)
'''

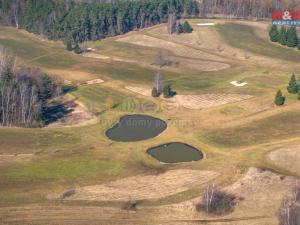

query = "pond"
(147, 142), (203, 163)
(105, 114), (167, 142)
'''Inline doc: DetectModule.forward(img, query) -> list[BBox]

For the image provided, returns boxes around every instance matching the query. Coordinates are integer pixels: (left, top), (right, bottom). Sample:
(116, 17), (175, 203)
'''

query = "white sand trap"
(86, 79), (104, 85)
(197, 23), (215, 26)
(87, 48), (95, 52)
(230, 81), (247, 87)
(63, 170), (219, 201)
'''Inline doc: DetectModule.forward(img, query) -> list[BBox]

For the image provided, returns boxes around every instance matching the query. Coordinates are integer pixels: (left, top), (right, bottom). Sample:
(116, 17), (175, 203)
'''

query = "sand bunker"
(230, 81), (247, 87)
(197, 23), (215, 26)
(63, 170), (219, 201)
(126, 86), (252, 110)
(85, 79), (104, 85)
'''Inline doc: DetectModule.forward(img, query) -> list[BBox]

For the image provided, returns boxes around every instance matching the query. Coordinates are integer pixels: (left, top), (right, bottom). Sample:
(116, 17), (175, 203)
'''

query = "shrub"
(122, 200), (137, 211)
(196, 185), (236, 215)
(73, 43), (83, 54)
(182, 21), (193, 33)
(177, 23), (184, 34)
(66, 40), (73, 51)
(163, 84), (176, 98)
(62, 189), (76, 199)
(151, 87), (160, 97)
(275, 90), (285, 106)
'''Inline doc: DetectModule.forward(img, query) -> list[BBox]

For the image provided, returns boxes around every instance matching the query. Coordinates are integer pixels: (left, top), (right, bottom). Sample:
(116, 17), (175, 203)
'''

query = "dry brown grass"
(117, 34), (230, 71)
(125, 85), (252, 110)
(63, 170), (219, 201)
(269, 146), (300, 175)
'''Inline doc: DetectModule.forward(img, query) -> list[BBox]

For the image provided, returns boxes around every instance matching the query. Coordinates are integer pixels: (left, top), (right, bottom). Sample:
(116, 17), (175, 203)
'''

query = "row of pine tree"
(269, 25), (300, 49)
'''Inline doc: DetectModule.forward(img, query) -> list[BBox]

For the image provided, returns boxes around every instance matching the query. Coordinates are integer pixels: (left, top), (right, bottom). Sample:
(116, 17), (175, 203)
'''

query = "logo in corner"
(283, 10), (292, 20)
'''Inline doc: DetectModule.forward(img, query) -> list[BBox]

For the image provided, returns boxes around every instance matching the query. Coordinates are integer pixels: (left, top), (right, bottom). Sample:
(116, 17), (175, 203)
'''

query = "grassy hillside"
(1, 20), (300, 224)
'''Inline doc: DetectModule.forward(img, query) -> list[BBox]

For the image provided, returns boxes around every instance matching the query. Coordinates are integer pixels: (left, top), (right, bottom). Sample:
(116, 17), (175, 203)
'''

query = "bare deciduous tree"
(196, 184), (236, 215)
(0, 47), (61, 127)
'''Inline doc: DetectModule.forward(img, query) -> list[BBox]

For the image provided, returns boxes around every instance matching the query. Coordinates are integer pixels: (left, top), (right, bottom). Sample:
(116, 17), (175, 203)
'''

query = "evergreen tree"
(177, 23), (183, 34)
(182, 21), (193, 33)
(286, 26), (298, 47)
(274, 90), (285, 106)
(287, 73), (298, 94)
(269, 25), (280, 42)
(163, 84), (176, 98)
(279, 26), (287, 45)
(39, 74), (54, 102)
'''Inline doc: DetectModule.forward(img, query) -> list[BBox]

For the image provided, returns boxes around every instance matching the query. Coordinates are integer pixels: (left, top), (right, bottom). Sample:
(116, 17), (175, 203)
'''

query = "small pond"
(105, 114), (167, 142)
(147, 142), (203, 163)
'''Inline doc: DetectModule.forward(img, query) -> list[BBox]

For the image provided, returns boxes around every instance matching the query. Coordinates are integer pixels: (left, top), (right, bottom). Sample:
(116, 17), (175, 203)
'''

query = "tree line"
(0, 0), (198, 45)
(1, 0), (300, 46)
(0, 47), (61, 127)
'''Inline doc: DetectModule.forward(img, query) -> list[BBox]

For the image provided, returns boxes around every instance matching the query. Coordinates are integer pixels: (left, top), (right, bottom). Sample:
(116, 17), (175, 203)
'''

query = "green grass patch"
(0, 128), (81, 154)
(1, 155), (122, 182)
(0, 38), (49, 59)
(216, 23), (300, 62)
(202, 110), (300, 147)
(34, 53), (78, 68)
(71, 85), (125, 115)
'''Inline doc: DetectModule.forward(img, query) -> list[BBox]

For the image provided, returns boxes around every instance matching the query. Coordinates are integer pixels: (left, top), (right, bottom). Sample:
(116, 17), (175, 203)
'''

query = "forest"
(0, 0), (198, 45)
(1, 0), (300, 45)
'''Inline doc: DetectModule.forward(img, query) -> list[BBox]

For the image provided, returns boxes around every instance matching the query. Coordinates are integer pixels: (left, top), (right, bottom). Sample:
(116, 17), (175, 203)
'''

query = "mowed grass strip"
(216, 23), (300, 62)
(71, 85), (125, 114)
(0, 155), (122, 182)
(0, 128), (81, 154)
(201, 110), (300, 148)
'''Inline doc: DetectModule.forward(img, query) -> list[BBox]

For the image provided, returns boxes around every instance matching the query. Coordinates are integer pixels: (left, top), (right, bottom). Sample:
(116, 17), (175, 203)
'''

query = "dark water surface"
(106, 114), (167, 142)
(147, 142), (203, 163)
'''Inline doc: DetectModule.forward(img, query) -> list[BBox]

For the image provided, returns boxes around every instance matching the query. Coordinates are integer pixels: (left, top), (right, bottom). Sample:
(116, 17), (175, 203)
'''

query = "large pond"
(105, 114), (167, 142)
(147, 142), (203, 163)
